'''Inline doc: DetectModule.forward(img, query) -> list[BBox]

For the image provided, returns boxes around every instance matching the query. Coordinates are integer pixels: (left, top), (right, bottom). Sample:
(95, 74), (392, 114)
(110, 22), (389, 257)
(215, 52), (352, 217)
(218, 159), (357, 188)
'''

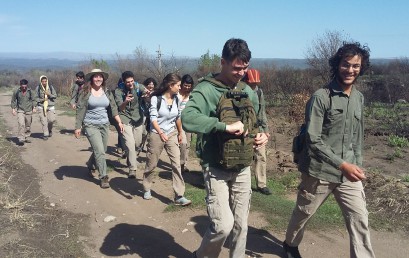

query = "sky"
(0, 0), (408, 59)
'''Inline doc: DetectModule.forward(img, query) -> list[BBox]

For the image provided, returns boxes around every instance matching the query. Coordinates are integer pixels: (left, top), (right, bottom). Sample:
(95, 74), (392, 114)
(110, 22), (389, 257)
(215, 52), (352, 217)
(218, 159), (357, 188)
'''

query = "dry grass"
(289, 91), (311, 124)
(364, 169), (409, 231)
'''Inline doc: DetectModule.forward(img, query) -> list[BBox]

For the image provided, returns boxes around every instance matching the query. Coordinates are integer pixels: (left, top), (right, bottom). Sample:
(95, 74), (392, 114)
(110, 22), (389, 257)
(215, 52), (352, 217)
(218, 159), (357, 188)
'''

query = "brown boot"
(100, 176), (110, 189)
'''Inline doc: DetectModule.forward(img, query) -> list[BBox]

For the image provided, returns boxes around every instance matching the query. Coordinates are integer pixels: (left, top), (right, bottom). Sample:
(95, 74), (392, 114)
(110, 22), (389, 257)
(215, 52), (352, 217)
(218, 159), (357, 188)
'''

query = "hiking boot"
(128, 170), (136, 179)
(100, 176), (110, 189)
(175, 196), (192, 206)
(258, 187), (272, 195)
(283, 241), (302, 258)
(143, 191), (152, 200)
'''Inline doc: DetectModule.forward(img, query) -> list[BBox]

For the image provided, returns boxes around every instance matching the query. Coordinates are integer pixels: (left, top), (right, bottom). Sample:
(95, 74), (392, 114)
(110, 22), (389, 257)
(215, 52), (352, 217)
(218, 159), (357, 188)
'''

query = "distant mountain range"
(0, 52), (396, 71)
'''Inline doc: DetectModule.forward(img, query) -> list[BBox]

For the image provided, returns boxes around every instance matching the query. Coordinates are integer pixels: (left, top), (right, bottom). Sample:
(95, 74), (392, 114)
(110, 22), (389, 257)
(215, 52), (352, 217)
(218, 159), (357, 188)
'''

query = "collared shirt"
(114, 83), (146, 125)
(150, 95), (180, 135)
(11, 88), (35, 112)
(302, 80), (364, 183)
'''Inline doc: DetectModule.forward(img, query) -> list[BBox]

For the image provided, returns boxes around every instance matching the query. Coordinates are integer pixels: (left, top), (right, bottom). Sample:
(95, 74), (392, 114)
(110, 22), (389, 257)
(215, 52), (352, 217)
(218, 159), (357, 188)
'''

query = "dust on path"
(1, 91), (407, 258)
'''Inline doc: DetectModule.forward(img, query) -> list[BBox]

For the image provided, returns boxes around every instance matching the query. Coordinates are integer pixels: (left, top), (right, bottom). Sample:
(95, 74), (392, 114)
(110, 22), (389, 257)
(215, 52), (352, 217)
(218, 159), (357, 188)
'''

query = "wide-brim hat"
(85, 69), (109, 81)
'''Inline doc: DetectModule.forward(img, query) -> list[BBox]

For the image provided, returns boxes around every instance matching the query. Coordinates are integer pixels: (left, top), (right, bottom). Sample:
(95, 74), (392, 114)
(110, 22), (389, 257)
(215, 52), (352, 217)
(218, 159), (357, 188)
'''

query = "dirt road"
(1, 91), (407, 257)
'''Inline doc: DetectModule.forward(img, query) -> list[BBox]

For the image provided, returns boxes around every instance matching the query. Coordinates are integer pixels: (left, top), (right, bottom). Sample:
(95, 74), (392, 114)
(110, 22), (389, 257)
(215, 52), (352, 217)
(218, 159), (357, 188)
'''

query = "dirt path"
(1, 91), (408, 258)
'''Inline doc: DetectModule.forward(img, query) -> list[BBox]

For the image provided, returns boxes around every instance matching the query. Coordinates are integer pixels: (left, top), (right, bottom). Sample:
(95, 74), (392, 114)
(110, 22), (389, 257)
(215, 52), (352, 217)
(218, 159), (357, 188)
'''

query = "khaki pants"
(17, 111), (32, 142)
(143, 130), (185, 197)
(285, 173), (375, 258)
(84, 124), (109, 179)
(121, 121), (144, 172)
(37, 107), (56, 137)
(253, 145), (267, 188)
(196, 166), (252, 258)
(180, 130), (192, 166)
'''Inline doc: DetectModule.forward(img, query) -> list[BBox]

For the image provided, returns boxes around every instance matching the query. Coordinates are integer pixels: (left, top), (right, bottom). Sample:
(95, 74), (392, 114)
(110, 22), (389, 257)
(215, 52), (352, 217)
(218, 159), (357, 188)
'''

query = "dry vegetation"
(0, 120), (88, 257)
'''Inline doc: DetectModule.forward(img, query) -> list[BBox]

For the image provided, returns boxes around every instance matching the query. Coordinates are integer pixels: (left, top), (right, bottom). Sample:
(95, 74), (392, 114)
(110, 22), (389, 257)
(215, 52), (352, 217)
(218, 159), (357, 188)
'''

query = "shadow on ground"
(190, 215), (285, 257)
(100, 223), (192, 257)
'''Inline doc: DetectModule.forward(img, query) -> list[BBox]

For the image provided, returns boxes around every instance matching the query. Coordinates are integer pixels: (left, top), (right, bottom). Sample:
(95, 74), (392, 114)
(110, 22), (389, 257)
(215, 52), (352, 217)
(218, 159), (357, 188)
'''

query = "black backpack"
(292, 88), (333, 165)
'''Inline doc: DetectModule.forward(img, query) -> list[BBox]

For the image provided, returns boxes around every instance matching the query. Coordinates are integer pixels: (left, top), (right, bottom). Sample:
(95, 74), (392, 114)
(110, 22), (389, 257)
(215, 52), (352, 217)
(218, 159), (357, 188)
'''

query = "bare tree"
(305, 30), (350, 84)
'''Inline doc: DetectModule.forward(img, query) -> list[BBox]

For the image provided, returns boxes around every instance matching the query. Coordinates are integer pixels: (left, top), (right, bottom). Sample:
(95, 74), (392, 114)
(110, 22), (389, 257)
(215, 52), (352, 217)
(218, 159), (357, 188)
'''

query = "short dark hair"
(181, 74), (194, 85)
(222, 38), (252, 63)
(143, 77), (158, 88)
(76, 71), (84, 78)
(20, 79), (28, 85)
(329, 42), (371, 79)
(121, 71), (134, 82)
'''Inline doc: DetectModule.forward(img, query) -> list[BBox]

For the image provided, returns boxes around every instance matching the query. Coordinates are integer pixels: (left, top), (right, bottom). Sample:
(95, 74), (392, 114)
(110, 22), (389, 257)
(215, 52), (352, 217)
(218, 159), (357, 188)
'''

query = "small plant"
(388, 135), (409, 148)
(403, 175), (409, 182)
(386, 148), (404, 161)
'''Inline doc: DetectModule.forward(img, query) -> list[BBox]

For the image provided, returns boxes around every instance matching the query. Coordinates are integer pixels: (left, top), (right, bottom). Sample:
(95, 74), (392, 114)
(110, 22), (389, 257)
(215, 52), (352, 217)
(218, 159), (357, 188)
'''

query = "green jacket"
(114, 83), (146, 125)
(11, 87), (35, 112)
(70, 83), (84, 105)
(75, 88), (119, 130)
(253, 86), (269, 133)
(181, 73), (259, 168)
(300, 80), (364, 183)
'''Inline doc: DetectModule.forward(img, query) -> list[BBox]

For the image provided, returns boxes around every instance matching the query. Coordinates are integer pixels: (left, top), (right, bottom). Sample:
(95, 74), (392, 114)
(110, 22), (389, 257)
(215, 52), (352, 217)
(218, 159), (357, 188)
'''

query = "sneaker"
(174, 196), (192, 206)
(283, 241), (302, 258)
(143, 191), (152, 200)
(116, 147), (123, 154)
(258, 187), (272, 195)
(100, 176), (110, 189)
(128, 170), (136, 179)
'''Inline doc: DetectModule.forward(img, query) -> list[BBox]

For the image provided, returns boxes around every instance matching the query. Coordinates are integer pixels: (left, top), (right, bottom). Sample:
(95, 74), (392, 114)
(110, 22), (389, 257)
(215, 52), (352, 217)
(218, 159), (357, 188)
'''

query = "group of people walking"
(11, 37), (375, 258)
(11, 75), (57, 145)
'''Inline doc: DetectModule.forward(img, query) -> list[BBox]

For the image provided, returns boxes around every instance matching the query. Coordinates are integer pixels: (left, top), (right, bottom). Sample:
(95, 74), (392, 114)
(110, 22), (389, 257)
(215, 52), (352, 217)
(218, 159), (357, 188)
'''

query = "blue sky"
(0, 0), (408, 59)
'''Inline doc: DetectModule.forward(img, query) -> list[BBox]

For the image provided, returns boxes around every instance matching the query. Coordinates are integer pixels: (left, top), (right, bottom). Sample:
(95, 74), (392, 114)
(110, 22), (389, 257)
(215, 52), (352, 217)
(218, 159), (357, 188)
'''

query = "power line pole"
(156, 45), (162, 74)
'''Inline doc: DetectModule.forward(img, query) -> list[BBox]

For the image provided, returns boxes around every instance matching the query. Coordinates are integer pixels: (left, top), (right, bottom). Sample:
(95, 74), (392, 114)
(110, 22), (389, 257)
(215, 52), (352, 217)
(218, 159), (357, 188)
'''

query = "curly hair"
(329, 42), (371, 79)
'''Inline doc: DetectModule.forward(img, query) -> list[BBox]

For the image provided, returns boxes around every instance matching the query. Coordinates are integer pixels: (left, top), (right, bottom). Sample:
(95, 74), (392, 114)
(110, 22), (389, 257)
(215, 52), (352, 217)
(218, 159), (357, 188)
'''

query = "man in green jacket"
(11, 79), (36, 145)
(70, 71), (85, 109)
(283, 42), (375, 258)
(182, 38), (269, 258)
(114, 71), (149, 178)
(242, 68), (272, 195)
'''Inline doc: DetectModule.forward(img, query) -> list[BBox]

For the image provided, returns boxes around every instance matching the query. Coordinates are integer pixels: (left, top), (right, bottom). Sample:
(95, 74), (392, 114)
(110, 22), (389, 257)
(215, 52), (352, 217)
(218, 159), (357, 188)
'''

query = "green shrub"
(388, 135), (409, 148)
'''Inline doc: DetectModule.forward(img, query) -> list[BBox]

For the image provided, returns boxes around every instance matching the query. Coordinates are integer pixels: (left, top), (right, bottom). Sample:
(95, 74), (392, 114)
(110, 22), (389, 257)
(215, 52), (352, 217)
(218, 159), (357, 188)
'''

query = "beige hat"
(85, 69), (109, 81)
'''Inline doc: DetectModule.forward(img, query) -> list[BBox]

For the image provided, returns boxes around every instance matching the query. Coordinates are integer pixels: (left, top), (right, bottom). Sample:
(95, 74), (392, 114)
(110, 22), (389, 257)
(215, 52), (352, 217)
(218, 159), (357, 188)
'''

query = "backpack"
(216, 83), (259, 170)
(292, 88), (332, 164)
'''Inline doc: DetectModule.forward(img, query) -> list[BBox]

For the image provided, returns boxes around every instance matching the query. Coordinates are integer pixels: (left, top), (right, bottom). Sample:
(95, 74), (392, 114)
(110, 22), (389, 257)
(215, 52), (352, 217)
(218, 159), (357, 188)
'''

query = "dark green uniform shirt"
(300, 80), (364, 183)
(11, 88), (35, 112)
(114, 83), (146, 125)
